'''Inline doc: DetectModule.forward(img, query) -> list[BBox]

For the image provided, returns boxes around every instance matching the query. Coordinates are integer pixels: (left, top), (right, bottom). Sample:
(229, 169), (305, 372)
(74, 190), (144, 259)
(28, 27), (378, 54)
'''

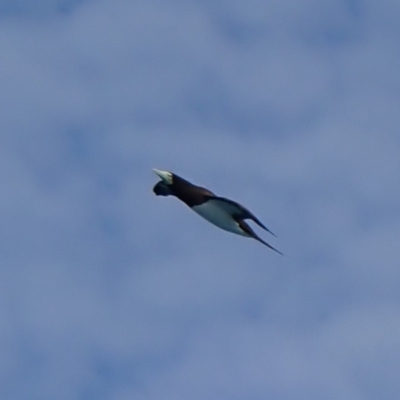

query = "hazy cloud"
(0, 0), (399, 399)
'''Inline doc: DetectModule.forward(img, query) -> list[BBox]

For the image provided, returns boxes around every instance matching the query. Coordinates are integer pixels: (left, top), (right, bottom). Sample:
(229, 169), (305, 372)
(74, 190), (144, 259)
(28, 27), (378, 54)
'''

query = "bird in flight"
(152, 169), (282, 254)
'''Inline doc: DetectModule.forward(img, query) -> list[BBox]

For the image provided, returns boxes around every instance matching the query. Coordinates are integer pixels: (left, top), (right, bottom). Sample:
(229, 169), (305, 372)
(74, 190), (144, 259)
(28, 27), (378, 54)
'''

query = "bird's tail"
(238, 219), (282, 255)
(254, 235), (283, 255)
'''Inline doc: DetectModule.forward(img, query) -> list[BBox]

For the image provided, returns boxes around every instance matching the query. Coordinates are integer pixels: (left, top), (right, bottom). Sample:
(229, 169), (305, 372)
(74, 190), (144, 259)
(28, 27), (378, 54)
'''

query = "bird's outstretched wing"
(205, 196), (277, 237)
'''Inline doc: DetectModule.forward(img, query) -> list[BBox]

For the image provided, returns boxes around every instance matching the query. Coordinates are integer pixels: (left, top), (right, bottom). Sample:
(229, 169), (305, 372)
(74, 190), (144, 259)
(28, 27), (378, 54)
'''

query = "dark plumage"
(153, 181), (171, 196)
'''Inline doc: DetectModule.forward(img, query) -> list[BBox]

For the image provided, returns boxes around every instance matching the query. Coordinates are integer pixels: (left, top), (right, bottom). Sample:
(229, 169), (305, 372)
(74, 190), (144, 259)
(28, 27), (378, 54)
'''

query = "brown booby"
(152, 169), (282, 254)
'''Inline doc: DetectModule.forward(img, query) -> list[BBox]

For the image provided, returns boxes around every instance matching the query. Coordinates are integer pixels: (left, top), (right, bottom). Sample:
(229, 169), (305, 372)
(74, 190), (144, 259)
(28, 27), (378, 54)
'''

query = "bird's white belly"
(192, 203), (248, 236)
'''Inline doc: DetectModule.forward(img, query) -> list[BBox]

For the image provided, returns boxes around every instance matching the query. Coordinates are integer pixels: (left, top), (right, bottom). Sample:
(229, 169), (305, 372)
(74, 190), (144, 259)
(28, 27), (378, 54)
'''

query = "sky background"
(1, 0), (400, 399)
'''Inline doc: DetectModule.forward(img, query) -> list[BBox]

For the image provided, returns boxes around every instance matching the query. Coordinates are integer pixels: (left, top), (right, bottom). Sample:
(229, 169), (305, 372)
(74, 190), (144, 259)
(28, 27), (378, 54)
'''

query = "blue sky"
(1, 0), (400, 399)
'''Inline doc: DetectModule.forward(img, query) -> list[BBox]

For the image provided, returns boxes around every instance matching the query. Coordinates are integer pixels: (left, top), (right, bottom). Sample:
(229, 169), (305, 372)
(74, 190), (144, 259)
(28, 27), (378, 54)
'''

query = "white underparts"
(192, 202), (249, 237)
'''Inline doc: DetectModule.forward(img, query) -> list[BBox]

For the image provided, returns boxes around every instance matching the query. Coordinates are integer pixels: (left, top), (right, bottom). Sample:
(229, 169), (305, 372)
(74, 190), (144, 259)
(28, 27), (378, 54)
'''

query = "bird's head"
(152, 169), (174, 196)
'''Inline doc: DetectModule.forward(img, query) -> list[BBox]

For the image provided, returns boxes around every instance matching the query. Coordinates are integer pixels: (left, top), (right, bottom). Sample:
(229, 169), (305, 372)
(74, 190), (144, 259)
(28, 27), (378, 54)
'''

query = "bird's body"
(152, 169), (282, 254)
(191, 201), (248, 236)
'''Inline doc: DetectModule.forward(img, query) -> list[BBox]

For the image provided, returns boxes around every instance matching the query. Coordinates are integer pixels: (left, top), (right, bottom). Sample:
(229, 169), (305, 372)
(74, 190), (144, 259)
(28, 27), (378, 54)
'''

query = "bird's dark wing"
(205, 196), (276, 237)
